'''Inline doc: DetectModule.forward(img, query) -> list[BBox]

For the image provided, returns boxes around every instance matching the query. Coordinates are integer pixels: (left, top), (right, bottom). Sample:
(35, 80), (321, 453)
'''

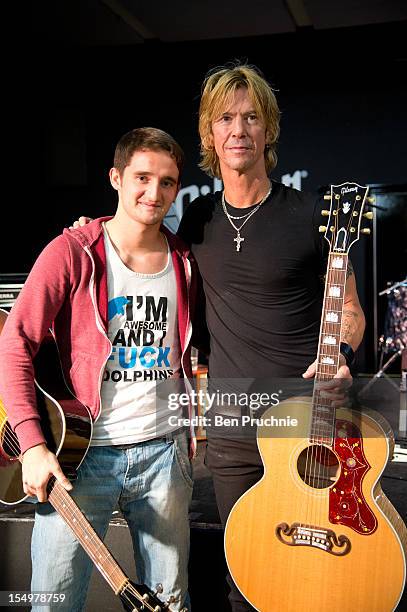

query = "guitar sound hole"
(297, 445), (339, 489)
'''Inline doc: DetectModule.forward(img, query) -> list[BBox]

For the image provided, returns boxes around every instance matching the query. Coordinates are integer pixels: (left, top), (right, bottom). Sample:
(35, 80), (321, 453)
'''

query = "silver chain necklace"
(221, 183), (272, 252)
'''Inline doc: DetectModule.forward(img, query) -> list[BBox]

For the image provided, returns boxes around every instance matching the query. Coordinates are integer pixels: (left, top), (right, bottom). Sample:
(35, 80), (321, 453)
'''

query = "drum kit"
(358, 277), (407, 435)
(377, 278), (407, 389)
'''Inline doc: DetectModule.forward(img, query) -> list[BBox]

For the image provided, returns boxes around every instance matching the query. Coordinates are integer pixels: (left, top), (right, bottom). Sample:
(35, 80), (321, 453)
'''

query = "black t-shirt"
(178, 181), (328, 378)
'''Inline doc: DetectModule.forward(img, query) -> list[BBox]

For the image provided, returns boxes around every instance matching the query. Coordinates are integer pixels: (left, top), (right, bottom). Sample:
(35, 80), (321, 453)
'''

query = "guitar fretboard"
(48, 480), (128, 595)
(310, 252), (348, 445)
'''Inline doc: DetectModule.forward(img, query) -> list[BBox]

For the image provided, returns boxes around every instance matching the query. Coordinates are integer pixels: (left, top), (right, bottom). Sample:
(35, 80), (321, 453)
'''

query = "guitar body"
(225, 398), (407, 611)
(0, 308), (92, 505)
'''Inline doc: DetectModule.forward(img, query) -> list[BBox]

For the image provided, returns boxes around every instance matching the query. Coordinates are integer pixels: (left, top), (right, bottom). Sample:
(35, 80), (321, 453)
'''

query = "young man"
(0, 127), (197, 611)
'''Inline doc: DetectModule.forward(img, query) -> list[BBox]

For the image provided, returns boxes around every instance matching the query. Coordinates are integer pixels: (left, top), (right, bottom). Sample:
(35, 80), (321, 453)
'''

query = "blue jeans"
(30, 429), (193, 611)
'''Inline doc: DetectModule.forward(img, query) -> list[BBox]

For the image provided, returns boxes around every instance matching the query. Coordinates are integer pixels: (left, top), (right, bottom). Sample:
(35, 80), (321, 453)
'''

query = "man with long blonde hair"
(178, 62), (365, 611)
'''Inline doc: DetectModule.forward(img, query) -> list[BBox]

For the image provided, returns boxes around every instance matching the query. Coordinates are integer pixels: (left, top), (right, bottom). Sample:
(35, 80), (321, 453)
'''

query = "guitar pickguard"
(330, 418), (377, 535)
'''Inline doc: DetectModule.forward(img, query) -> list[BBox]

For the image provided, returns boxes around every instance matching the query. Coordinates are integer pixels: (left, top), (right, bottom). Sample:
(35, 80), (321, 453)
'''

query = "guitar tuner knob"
(319, 226), (327, 233)
(323, 194), (332, 200)
(363, 211), (374, 219)
(361, 228), (371, 234)
(367, 196), (376, 204)
(154, 583), (164, 594)
(321, 209), (330, 216)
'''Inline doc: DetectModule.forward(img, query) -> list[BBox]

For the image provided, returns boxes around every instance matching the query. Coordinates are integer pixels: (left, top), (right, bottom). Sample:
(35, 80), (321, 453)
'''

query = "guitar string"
(49, 485), (165, 612)
(307, 251), (344, 529)
(314, 248), (350, 525)
(321, 209), (356, 523)
(0, 421), (171, 612)
(316, 273), (331, 525)
(303, 252), (334, 530)
(302, 253), (331, 529)
(50, 488), (126, 591)
(315, 260), (336, 525)
(318, 232), (342, 522)
(316, 254), (341, 524)
(319, 253), (338, 517)
(319, 204), (342, 516)
(315, 261), (336, 521)
(319, 204), (356, 523)
(321, 203), (359, 526)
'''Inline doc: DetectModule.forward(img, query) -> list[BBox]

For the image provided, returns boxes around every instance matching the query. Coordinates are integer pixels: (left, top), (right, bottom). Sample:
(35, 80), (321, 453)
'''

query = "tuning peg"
(367, 196), (376, 204)
(321, 209), (330, 216)
(319, 226), (327, 233)
(154, 583), (163, 595)
(361, 228), (371, 235)
(323, 194), (331, 200)
(363, 211), (373, 220)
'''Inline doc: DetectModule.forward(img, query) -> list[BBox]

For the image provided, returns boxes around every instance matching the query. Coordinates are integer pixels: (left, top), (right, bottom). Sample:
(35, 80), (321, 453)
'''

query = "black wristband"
(340, 342), (355, 367)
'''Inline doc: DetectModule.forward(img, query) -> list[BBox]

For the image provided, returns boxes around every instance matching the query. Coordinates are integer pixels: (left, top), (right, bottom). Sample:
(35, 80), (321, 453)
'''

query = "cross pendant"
(234, 232), (244, 252)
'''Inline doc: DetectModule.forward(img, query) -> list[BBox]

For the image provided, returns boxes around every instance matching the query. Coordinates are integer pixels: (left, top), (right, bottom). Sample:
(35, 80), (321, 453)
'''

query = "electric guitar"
(224, 182), (407, 611)
(0, 308), (182, 611)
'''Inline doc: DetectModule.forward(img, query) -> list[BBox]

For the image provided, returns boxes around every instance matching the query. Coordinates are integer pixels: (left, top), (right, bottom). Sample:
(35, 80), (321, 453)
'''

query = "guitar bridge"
(276, 522), (351, 556)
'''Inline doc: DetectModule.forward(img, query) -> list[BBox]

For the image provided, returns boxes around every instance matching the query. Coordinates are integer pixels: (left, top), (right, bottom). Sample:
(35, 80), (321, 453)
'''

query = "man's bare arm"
(303, 260), (365, 385)
(341, 262), (366, 351)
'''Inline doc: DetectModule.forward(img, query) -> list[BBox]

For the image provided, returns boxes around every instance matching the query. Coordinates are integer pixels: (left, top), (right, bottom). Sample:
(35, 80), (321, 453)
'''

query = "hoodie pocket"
(69, 353), (100, 407)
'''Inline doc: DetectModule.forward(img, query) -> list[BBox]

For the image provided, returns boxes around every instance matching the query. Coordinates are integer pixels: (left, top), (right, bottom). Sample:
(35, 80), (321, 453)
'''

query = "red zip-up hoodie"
(0, 218), (197, 455)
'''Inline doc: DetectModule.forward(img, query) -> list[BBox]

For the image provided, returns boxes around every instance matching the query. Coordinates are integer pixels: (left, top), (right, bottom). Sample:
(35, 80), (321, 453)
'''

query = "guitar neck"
(48, 480), (128, 595)
(310, 251), (349, 444)
(316, 251), (348, 380)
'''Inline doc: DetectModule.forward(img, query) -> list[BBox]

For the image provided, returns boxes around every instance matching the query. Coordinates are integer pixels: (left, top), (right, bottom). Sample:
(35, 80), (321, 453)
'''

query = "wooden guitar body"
(0, 308), (92, 505)
(225, 398), (407, 611)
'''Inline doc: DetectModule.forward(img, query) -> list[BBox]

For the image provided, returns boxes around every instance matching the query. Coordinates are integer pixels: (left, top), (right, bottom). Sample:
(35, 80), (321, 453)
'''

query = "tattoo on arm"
(342, 309), (359, 343)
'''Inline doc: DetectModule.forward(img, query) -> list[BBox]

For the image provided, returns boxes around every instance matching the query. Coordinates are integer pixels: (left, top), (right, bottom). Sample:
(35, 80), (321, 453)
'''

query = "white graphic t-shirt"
(91, 227), (182, 445)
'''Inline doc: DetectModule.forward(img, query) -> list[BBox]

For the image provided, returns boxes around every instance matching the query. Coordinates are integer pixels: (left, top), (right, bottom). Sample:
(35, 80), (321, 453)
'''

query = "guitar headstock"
(319, 182), (372, 253)
(120, 580), (186, 612)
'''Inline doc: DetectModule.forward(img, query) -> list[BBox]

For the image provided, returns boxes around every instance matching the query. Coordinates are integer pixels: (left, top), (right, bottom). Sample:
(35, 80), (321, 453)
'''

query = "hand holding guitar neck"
(22, 443), (72, 502)
(302, 354), (352, 407)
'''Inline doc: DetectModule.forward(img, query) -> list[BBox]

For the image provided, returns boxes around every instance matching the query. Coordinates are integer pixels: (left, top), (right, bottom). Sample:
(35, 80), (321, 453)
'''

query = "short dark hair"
(113, 127), (185, 180)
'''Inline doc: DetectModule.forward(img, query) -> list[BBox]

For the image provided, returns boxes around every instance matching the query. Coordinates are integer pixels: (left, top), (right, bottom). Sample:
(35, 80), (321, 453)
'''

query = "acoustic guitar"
(224, 182), (407, 611)
(0, 308), (182, 611)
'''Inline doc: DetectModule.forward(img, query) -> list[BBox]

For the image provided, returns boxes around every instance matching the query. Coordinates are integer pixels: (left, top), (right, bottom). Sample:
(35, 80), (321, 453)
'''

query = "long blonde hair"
(199, 63), (281, 178)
